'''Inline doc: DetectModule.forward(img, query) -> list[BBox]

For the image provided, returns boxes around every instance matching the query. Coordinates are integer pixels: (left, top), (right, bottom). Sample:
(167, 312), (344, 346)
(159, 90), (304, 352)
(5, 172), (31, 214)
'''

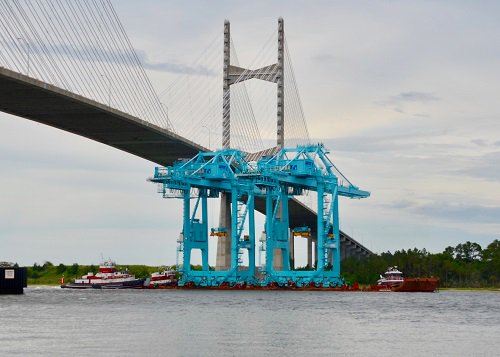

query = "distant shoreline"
(439, 287), (500, 292)
(28, 284), (500, 293)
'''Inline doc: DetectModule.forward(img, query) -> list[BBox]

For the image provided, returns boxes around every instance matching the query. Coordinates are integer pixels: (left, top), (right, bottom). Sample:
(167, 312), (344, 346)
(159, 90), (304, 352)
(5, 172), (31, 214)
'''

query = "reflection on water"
(0, 288), (499, 356)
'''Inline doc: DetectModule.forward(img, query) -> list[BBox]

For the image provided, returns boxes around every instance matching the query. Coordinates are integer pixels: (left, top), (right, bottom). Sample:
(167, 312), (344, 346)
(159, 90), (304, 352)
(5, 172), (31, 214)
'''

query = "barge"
(370, 266), (439, 292)
(0, 264), (27, 294)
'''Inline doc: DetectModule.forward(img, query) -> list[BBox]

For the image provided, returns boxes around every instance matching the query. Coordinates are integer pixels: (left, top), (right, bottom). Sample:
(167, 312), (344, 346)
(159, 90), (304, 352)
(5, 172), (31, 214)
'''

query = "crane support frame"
(151, 144), (369, 287)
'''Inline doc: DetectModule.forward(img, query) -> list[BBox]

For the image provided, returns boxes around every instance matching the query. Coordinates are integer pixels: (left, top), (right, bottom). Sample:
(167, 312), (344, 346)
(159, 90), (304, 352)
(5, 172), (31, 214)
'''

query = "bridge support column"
(215, 192), (232, 270)
(313, 237), (318, 268)
(216, 20), (232, 271)
(289, 229), (294, 269)
(272, 188), (289, 271)
(273, 249), (283, 271)
(307, 236), (313, 268)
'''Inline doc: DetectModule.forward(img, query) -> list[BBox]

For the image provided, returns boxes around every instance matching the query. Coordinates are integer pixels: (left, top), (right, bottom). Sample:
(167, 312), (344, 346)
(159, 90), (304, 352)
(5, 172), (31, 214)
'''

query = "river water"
(0, 287), (499, 356)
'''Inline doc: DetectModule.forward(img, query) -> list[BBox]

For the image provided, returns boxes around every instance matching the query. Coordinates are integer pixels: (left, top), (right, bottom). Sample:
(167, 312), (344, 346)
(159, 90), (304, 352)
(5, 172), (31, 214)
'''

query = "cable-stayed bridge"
(0, 0), (371, 263)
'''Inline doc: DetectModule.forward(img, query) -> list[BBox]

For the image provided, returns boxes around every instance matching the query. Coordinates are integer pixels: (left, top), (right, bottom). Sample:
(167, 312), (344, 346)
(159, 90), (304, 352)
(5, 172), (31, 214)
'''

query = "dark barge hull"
(0, 267), (27, 294)
(392, 278), (439, 292)
(369, 277), (439, 292)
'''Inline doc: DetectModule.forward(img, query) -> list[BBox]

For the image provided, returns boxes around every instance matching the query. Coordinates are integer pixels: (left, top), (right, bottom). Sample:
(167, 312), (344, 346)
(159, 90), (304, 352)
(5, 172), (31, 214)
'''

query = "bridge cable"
(105, 0), (174, 131)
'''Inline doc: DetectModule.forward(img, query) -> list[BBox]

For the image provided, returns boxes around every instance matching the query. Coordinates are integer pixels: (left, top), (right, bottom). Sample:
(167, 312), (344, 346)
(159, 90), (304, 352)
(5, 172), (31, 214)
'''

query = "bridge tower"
(217, 18), (285, 271)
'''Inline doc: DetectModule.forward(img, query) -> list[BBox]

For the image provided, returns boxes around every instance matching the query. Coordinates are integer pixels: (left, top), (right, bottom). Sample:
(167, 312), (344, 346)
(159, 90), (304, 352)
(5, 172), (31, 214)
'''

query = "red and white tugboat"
(371, 266), (439, 292)
(374, 266), (404, 291)
(147, 270), (177, 288)
(61, 259), (145, 289)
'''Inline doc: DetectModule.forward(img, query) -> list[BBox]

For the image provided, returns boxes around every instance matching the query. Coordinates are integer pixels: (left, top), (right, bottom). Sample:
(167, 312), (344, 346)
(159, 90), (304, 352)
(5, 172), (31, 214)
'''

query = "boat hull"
(95, 279), (145, 289)
(391, 278), (439, 292)
(61, 279), (145, 289)
(61, 283), (93, 289)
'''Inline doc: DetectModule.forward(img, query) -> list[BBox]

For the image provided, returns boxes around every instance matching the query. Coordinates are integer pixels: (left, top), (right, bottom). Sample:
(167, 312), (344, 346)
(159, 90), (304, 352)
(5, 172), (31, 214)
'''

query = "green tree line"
(24, 239), (500, 287)
(342, 239), (500, 288)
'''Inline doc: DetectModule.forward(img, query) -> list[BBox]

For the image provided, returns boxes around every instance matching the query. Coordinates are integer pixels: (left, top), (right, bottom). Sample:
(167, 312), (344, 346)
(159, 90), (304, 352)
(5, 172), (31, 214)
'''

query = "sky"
(1, 1), (499, 266)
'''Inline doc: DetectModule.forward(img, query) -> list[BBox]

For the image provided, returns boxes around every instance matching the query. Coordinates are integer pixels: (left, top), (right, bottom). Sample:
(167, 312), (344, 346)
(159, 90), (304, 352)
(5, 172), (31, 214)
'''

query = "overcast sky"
(1, 1), (499, 266)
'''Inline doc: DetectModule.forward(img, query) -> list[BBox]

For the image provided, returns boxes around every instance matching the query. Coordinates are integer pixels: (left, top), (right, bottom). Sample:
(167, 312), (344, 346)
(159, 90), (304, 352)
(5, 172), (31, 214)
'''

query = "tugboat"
(371, 266), (439, 292)
(61, 259), (145, 289)
(374, 266), (405, 291)
(146, 269), (177, 288)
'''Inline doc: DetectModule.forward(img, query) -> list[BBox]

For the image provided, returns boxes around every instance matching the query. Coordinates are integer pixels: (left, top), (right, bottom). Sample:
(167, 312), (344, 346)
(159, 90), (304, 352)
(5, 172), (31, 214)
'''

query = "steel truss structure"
(151, 144), (369, 287)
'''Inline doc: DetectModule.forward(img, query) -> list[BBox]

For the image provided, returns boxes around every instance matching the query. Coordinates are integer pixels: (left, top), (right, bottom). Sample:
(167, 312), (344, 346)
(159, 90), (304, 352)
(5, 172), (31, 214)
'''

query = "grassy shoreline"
(439, 287), (500, 292)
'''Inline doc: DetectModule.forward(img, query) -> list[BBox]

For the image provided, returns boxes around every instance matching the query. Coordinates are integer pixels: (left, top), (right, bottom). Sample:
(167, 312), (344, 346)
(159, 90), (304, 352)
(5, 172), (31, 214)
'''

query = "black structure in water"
(0, 267), (28, 294)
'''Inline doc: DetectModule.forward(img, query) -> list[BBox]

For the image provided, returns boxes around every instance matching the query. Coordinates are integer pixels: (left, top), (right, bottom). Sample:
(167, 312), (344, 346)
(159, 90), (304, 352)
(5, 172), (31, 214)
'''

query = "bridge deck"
(0, 66), (372, 259)
(0, 67), (204, 166)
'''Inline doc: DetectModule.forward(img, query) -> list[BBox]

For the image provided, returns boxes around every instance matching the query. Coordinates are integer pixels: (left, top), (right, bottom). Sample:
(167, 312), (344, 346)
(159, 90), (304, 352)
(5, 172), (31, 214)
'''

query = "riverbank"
(439, 287), (500, 292)
(28, 281), (500, 291)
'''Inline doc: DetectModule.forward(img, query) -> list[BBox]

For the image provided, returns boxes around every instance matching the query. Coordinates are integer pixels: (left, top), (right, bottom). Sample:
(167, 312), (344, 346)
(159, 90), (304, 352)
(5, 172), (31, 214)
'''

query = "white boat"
(61, 259), (144, 289)
(147, 270), (177, 288)
(375, 266), (404, 291)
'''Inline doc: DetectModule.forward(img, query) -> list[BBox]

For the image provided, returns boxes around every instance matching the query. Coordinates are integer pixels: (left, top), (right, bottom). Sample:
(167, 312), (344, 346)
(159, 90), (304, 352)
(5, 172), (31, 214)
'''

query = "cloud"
(387, 199), (416, 210)
(376, 91), (440, 106)
(469, 139), (500, 149)
(384, 199), (500, 224)
(393, 91), (440, 102)
(471, 139), (487, 147)
(325, 135), (407, 153)
(311, 53), (336, 62)
(321, 129), (450, 154)
(414, 202), (500, 224)
(135, 50), (216, 75)
(455, 151), (500, 181)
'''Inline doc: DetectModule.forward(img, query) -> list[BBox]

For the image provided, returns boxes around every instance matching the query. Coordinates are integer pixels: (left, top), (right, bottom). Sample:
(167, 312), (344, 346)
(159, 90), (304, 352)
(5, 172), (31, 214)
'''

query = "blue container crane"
(152, 149), (260, 287)
(257, 144), (369, 287)
(151, 144), (369, 288)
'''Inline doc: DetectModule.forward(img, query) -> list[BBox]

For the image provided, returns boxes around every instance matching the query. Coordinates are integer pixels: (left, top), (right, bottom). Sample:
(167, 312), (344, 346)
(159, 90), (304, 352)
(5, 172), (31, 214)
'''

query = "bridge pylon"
(217, 18), (285, 271)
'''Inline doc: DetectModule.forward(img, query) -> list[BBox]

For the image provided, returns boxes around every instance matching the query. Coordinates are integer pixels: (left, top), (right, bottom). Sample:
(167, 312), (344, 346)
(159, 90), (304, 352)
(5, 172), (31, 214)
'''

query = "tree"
(481, 239), (500, 285)
(68, 263), (79, 275)
(443, 246), (455, 259)
(454, 241), (482, 263)
(482, 239), (500, 262)
(56, 263), (66, 274)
